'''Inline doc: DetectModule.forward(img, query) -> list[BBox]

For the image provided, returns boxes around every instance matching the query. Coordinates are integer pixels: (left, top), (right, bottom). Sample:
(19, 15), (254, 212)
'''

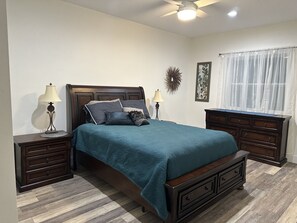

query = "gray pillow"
(84, 100), (123, 124)
(105, 112), (134, 125)
(129, 111), (150, 126)
(121, 99), (150, 119)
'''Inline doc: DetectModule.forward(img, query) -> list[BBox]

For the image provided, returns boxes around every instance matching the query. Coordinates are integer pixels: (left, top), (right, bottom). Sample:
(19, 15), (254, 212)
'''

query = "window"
(219, 48), (295, 115)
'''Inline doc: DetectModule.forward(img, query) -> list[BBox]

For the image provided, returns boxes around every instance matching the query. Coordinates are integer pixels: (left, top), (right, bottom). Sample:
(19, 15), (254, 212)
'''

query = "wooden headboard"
(66, 84), (146, 132)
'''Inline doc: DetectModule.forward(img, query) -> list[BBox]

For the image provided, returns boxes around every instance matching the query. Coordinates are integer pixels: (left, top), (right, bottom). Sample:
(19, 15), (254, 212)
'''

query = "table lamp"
(40, 83), (61, 134)
(153, 89), (164, 120)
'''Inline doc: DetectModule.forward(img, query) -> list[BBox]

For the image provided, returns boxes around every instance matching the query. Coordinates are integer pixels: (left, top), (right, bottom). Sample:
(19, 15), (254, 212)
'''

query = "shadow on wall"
(146, 98), (154, 118)
(31, 94), (49, 131)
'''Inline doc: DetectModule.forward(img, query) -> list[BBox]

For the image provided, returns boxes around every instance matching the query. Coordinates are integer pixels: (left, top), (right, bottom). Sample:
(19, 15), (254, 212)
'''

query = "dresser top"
(205, 108), (291, 120)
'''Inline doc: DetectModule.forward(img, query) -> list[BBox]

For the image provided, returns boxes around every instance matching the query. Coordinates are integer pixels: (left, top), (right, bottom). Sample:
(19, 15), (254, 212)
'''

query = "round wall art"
(165, 67), (182, 94)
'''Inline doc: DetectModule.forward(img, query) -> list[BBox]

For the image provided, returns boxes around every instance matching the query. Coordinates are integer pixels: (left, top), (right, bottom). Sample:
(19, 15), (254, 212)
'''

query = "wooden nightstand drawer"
(14, 132), (73, 192)
(25, 141), (69, 157)
(26, 163), (69, 184)
(26, 151), (68, 170)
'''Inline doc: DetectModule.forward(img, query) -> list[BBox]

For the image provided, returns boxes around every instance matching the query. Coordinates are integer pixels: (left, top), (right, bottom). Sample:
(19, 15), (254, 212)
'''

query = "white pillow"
(87, 98), (122, 105)
(123, 107), (144, 114)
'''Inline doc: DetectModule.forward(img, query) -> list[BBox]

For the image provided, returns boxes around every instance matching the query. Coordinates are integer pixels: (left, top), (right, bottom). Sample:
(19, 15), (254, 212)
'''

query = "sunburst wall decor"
(165, 67), (182, 94)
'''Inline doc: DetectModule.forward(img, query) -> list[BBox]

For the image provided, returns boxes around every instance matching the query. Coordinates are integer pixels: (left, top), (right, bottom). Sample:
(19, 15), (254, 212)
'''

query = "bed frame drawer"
(218, 161), (244, 193)
(166, 151), (249, 223)
(178, 176), (217, 217)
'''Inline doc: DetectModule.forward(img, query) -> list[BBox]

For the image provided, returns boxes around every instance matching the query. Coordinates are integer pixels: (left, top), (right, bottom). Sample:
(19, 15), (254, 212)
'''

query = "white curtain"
(217, 48), (297, 161)
(218, 48), (297, 119)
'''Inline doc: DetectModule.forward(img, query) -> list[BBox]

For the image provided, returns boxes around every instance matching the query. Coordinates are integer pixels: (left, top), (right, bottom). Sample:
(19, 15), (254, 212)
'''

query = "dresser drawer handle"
(221, 177), (226, 182)
(204, 186), (209, 191)
(234, 170), (238, 174)
(185, 196), (190, 201)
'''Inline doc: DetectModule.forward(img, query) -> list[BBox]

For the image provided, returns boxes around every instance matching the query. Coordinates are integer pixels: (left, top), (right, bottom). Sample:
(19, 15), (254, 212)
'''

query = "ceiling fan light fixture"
(177, 2), (197, 21)
(177, 9), (196, 21)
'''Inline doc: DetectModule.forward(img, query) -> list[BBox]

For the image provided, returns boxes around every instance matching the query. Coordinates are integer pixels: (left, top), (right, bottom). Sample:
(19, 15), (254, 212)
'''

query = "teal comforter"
(72, 120), (238, 220)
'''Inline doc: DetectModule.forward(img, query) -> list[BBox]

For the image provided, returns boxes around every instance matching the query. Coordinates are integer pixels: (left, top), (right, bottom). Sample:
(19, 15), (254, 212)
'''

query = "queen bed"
(66, 84), (249, 223)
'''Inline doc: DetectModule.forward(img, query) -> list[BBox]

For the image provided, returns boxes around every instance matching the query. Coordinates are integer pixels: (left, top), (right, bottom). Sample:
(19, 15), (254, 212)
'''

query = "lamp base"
(155, 102), (160, 120)
(41, 130), (68, 138)
(45, 130), (58, 134)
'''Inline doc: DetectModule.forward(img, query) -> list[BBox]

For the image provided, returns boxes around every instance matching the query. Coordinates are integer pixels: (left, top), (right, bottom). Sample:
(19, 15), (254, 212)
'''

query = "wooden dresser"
(14, 133), (73, 192)
(205, 109), (291, 166)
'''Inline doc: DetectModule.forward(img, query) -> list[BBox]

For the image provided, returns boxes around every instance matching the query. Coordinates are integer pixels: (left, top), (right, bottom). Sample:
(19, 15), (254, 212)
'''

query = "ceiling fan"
(163, 0), (220, 21)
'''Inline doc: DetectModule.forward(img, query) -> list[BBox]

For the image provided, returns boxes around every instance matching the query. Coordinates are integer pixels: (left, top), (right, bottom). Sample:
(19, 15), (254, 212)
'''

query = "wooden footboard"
(76, 149), (248, 223)
(165, 150), (248, 223)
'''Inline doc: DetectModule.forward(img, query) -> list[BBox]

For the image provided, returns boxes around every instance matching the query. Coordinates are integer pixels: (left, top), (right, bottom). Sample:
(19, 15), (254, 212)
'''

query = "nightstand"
(14, 132), (73, 192)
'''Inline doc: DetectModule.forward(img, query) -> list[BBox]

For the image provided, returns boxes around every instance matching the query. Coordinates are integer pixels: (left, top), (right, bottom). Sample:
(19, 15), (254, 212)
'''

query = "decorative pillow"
(123, 107), (144, 115)
(83, 106), (94, 123)
(87, 98), (122, 105)
(121, 99), (150, 119)
(105, 112), (134, 125)
(84, 100), (123, 124)
(129, 111), (150, 126)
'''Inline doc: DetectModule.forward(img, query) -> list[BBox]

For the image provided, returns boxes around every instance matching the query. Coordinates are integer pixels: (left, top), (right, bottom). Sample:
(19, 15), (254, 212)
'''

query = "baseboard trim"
(287, 153), (297, 164)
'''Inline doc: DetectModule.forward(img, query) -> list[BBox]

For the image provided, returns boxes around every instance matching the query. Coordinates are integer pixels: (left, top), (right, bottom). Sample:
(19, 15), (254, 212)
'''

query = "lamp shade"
(40, 83), (61, 103)
(153, 89), (164, 102)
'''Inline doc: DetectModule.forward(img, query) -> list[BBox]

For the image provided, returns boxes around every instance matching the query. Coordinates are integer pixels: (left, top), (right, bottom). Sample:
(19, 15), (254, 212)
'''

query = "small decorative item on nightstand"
(40, 83), (61, 134)
(153, 89), (164, 120)
(14, 132), (73, 192)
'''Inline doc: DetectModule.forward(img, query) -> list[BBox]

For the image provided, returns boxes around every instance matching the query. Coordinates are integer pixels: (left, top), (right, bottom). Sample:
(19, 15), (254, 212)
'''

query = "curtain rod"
(219, 46), (297, 56)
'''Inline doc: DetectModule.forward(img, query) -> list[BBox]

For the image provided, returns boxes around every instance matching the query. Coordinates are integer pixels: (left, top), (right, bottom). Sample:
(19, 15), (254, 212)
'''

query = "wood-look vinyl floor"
(17, 160), (297, 223)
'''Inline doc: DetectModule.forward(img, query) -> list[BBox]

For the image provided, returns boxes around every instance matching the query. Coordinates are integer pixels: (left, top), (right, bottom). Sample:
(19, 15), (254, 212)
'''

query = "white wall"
(7, 0), (191, 135)
(6, 0), (297, 163)
(0, 0), (18, 222)
(188, 20), (297, 163)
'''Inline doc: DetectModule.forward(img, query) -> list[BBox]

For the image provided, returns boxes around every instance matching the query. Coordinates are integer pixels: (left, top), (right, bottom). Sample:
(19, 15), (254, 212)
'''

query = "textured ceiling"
(63, 0), (297, 37)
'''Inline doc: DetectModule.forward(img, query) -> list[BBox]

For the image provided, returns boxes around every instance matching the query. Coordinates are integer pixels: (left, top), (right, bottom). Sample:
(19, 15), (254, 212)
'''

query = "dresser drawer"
(207, 113), (227, 124)
(207, 124), (238, 138)
(240, 141), (277, 160)
(251, 118), (280, 131)
(26, 151), (68, 170)
(178, 176), (217, 217)
(240, 130), (278, 145)
(25, 141), (69, 157)
(229, 116), (250, 127)
(218, 161), (244, 193)
(26, 163), (69, 184)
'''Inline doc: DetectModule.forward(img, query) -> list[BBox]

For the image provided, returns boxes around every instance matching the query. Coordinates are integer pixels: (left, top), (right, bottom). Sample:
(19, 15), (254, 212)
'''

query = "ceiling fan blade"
(164, 0), (183, 6)
(197, 9), (208, 18)
(162, 10), (178, 17)
(194, 0), (220, 8)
